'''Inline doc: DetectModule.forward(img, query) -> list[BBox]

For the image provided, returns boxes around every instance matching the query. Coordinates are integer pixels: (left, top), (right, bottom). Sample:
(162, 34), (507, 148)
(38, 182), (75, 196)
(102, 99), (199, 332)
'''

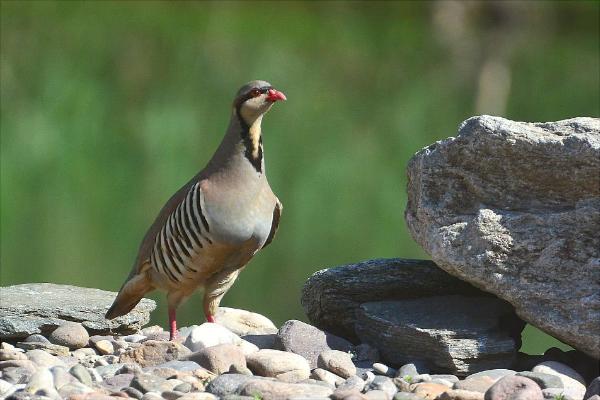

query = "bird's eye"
(250, 89), (261, 97)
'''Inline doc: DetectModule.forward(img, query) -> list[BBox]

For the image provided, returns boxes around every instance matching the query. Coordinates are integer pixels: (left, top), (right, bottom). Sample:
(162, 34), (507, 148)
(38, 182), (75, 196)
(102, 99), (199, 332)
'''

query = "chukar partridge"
(105, 80), (286, 340)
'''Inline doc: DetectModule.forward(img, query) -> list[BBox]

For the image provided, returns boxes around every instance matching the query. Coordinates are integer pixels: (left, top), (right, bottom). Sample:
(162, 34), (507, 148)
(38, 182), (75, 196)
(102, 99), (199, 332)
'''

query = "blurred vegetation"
(1, 1), (598, 354)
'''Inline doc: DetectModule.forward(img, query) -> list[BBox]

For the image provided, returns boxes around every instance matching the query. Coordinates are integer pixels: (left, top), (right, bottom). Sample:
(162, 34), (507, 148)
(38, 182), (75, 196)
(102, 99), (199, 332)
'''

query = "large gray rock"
(301, 258), (486, 341)
(0, 283), (156, 340)
(405, 116), (600, 359)
(355, 296), (525, 376)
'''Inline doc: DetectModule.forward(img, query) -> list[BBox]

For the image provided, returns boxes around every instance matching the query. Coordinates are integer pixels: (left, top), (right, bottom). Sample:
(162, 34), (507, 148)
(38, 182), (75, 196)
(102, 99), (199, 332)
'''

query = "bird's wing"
(262, 197), (282, 249)
(131, 175), (204, 278)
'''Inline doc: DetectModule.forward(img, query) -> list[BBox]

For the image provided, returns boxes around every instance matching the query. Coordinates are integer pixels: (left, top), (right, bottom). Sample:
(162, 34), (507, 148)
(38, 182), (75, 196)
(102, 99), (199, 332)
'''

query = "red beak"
(266, 89), (287, 102)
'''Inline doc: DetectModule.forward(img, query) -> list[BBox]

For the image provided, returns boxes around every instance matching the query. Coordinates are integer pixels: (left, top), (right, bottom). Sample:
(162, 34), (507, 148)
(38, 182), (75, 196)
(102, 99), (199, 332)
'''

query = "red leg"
(206, 313), (215, 323)
(168, 308), (177, 341)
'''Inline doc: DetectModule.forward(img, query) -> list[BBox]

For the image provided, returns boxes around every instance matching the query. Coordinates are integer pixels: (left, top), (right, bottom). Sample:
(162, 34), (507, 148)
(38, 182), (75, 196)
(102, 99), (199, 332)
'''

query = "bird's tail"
(105, 268), (153, 320)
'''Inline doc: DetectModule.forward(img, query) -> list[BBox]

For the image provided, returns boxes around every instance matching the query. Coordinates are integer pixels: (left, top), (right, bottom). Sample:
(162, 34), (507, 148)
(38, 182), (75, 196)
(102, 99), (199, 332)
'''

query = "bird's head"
(233, 80), (286, 126)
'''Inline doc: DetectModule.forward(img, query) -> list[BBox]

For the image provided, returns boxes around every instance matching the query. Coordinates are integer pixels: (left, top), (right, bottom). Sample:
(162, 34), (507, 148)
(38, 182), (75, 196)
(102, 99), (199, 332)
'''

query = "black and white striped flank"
(150, 182), (211, 283)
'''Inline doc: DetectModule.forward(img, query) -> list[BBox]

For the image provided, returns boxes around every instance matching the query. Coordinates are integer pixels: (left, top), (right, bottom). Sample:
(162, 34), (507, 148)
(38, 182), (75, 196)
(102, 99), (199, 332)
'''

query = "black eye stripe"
(252, 86), (271, 95)
(235, 86), (274, 107)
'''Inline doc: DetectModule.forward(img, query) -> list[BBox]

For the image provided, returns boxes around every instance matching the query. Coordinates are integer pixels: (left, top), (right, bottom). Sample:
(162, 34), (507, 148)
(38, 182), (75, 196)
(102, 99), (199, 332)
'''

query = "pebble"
(163, 390), (186, 400)
(411, 382), (449, 399)
(155, 360), (203, 372)
(337, 375), (366, 393)
(541, 388), (575, 400)
(246, 349), (310, 382)
(48, 322), (89, 350)
(239, 378), (334, 399)
(368, 376), (398, 399)
(58, 381), (94, 397)
(413, 374), (433, 383)
(437, 389), (484, 400)
(204, 373), (258, 397)
(365, 389), (390, 400)
(72, 348), (98, 358)
(393, 393), (423, 400)
(241, 334), (277, 350)
(184, 323), (243, 352)
(123, 386), (144, 399)
(214, 307), (278, 336)
(0, 349), (28, 361)
(374, 363), (396, 377)
(24, 368), (54, 394)
(432, 375), (460, 384)
(397, 363), (420, 379)
(122, 334), (147, 343)
(318, 350), (357, 379)
(174, 382), (193, 393)
(70, 364), (93, 386)
(187, 343), (247, 375)
(275, 320), (353, 369)
(515, 371), (564, 389)
(130, 373), (170, 393)
(95, 362), (125, 378)
(17, 342), (70, 357)
(454, 376), (496, 393)
(431, 379), (455, 388)
(2, 366), (34, 385)
(94, 340), (114, 355)
(467, 370), (517, 382)
(179, 394), (218, 400)
(532, 361), (586, 400)
(333, 389), (369, 400)
(26, 349), (64, 368)
(23, 334), (51, 344)
(484, 376), (543, 400)
(532, 361), (586, 385)
(50, 365), (75, 389)
(0, 379), (15, 396)
(141, 392), (164, 400)
(164, 378), (186, 391)
(100, 373), (134, 392)
(119, 340), (191, 368)
(362, 370), (376, 386)
(88, 368), (103, 383)
(393, 377), (412, 392)
(311, 368), (345, 387)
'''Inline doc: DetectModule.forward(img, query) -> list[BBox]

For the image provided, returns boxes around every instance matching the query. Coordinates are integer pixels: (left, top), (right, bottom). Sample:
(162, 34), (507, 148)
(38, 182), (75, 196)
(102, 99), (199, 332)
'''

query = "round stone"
(24, 334), (51, 344)
(484, 376), (543, 400)
(48, 322), (89, 350)
(94, 340), (114, 355)
(532, 362), (586, 400)
(70, 364), (93, 387)
(515, 372), (563, 390)
(411, 382), (449, 399)
(398, 363), (420, 379)
(318, 350), (357, 379)
(373, 363), (396, 377)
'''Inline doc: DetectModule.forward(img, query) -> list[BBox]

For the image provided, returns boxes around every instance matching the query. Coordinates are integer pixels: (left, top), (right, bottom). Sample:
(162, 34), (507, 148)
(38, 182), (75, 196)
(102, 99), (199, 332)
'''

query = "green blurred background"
(1, 1), (598, 354)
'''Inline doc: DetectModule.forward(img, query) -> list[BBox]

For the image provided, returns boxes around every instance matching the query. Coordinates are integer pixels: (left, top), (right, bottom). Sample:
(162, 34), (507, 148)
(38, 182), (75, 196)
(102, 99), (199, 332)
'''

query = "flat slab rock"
(355, 295), (525, 376)
(0, 283), (156, 340)
(301, 258), (486, 341)
(405, 115), (600, 358)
